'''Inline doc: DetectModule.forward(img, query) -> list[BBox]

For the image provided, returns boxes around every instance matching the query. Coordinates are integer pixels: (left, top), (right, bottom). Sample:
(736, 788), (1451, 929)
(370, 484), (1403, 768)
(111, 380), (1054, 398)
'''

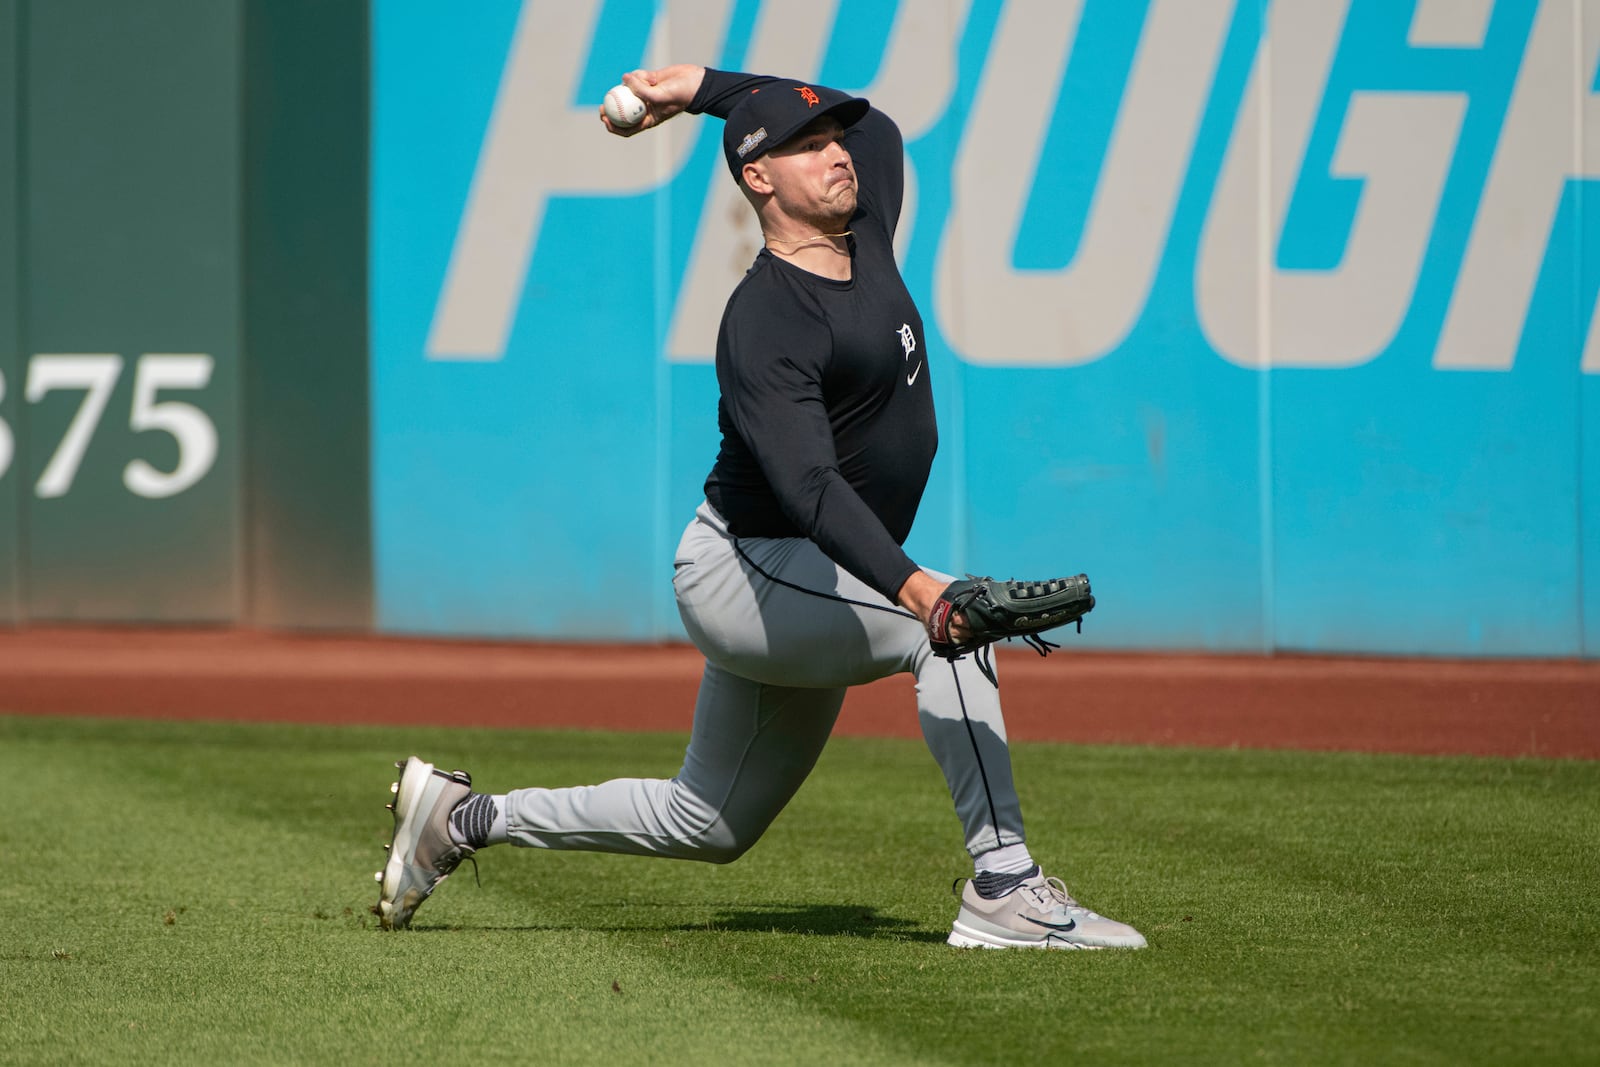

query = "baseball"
(603, 84), (647, 128)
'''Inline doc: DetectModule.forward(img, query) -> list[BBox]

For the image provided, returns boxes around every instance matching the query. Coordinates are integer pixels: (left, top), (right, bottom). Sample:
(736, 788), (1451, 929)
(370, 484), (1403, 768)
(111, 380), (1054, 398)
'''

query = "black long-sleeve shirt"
(691, 69), (937, 601)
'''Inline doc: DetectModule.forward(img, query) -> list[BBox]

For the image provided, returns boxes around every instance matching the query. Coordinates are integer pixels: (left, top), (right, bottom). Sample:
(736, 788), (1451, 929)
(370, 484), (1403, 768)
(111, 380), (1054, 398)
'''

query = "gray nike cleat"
(948, 871), (1148, 950)
(375, 757), (475, 931)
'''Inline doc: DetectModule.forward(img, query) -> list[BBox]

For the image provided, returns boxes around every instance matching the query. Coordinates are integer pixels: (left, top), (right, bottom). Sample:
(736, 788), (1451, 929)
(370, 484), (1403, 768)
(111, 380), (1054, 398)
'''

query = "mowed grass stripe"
(0, 715), (1595, 1066)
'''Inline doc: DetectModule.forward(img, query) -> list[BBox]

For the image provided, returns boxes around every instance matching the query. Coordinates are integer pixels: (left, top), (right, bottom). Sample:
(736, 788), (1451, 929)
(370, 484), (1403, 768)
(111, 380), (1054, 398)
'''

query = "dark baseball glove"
(927, 574), (1095, 674)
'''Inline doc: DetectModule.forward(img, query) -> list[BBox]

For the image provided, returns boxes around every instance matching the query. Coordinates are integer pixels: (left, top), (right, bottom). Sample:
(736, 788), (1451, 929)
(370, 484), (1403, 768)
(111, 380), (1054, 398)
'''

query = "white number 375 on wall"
(0, 354), (218, 500)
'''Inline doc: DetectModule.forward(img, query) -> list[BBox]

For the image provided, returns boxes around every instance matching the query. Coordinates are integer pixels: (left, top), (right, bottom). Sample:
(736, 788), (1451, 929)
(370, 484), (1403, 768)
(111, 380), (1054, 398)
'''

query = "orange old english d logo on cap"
(795, 85), (821, 107)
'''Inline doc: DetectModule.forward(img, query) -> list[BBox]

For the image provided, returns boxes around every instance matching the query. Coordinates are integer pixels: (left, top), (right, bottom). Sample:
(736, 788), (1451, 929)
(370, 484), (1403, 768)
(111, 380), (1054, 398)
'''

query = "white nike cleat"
(948, 871), (1147, 950)
(375, 757), (475, 931)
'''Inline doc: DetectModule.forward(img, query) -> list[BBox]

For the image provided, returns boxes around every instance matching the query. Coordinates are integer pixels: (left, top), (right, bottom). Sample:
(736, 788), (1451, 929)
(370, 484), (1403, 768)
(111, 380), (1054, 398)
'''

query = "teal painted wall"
(371, 0), (1598, 658)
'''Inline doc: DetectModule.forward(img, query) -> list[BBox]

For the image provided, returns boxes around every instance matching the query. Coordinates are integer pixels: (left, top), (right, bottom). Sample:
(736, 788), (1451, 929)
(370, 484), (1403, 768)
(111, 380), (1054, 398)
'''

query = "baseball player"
(377, 65), (1146, 951)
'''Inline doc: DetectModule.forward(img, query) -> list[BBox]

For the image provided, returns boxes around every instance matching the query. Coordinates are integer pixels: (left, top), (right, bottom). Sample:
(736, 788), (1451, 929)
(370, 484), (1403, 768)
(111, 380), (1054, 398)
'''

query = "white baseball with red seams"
(603, 84), (647, 127)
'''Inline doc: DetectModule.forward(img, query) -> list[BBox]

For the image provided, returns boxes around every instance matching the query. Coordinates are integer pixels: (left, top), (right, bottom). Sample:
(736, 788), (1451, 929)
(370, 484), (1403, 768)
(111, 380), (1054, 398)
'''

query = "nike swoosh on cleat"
(1021, 916), (1077, 932)
(906, 362), (922, 385)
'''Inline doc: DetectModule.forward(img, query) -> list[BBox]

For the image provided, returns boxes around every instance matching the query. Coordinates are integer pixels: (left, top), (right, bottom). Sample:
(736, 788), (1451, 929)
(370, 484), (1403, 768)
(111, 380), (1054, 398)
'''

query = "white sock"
(973, 842), (1035, 876)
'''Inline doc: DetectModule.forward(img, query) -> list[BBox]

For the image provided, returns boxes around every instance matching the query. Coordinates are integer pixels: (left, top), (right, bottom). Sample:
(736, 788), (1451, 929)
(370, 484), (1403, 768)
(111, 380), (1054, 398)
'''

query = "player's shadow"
(671, 902), (946, 943)
(438, 902), (945, 942)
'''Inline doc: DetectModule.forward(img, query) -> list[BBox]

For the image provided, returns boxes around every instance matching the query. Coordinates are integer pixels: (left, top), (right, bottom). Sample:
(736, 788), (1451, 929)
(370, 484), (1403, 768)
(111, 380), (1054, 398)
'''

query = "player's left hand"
(927, 574), (1095, 660)
(897, 571), (970, 642)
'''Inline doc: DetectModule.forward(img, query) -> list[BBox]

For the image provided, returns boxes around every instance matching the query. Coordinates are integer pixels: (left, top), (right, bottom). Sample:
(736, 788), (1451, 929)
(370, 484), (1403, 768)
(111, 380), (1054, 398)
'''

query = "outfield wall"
(372, 0), (1598, 657)
(0, 0), (371, 629)
(5, 0), (244, 623)
(1, 1), (1596, 659)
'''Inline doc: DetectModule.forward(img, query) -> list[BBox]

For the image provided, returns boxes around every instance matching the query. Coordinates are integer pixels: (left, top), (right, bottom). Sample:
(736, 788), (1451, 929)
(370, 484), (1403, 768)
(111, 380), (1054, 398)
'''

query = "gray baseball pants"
(501, 501), (1025, 860)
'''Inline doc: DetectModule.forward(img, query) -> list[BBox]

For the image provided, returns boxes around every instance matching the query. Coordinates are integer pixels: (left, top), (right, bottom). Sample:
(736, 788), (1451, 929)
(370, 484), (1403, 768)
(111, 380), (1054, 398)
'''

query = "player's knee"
(667, 779), (771, 863)
(691, 818), (757, 864)
(700, 843), (748, 865)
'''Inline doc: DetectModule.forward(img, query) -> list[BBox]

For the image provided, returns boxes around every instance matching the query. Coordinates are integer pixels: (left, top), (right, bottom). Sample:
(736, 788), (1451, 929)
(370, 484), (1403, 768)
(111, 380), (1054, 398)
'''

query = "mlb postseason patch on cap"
(722, 80), (870, 179)
(735, 127), (768, 159)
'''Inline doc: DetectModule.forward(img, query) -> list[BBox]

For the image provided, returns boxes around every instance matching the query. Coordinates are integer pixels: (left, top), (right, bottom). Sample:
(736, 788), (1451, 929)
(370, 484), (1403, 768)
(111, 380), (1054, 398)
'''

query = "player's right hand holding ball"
(598, 65), (707, 136)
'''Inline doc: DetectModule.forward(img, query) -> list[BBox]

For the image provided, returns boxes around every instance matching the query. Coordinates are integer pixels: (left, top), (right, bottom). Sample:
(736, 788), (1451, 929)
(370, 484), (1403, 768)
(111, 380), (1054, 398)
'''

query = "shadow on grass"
(411, 902), (947, 943)
(675, 903), (946, 943)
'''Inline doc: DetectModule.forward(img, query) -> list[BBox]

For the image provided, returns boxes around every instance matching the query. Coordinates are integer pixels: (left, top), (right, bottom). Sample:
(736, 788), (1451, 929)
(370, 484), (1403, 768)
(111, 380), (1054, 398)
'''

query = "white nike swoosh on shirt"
(906, 362), (922, 385)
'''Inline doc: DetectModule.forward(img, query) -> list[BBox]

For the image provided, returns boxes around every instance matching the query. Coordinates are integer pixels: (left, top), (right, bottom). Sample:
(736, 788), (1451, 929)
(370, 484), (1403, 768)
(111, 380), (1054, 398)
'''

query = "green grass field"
(1, 713), (1596, 1066)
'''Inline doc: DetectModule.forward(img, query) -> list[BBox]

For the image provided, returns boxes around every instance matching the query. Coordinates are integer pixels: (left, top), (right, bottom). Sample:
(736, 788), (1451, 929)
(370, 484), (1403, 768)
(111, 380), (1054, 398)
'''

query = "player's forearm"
(687, 68), (780, 119)
(798, 477), (922, 604)
(745, 435), (919, 600)
(610, 65), (786, 130)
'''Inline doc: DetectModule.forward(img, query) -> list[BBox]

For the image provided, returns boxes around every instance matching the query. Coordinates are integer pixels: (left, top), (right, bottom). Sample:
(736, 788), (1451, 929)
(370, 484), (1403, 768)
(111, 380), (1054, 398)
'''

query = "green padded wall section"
(21, 0), (242, 620)
(242, 0), (372, 629)
(0, 0), (18, 622)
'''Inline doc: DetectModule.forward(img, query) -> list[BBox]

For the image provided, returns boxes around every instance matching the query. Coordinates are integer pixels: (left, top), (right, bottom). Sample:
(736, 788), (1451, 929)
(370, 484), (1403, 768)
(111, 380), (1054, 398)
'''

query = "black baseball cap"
(722, 80), (870, 180)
